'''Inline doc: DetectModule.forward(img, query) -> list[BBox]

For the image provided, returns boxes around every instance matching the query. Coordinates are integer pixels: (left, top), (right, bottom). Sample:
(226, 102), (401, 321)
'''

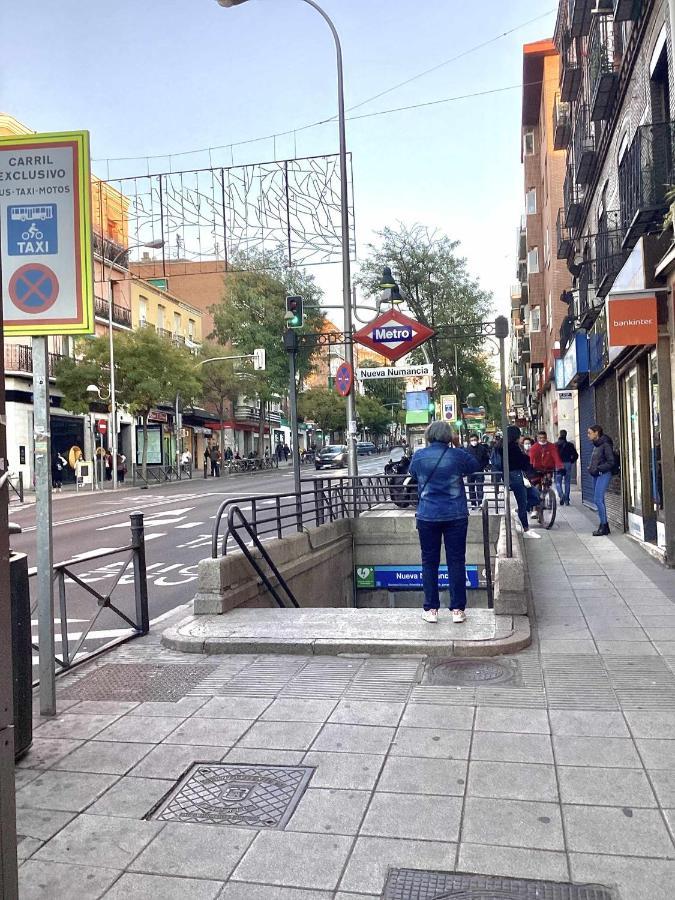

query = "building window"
(530, 306), (541, 332)
(523, 130), (535, 156)
(527, 248), (539, 275)
(525, 189), (536, 215)
(544, 228), (550, 267)
(547, 292), (553, 332)
(188, 319), (195, 340)
(157, 305), (165, 330)
(173, 312), (181, 335)
(139, 296), (147, 325)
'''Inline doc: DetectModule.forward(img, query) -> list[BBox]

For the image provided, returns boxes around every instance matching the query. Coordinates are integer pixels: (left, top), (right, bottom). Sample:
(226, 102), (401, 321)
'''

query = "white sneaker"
(452, 609), (466, 624)
(523, 530), (541, 539)
(421, 609), (439, 624)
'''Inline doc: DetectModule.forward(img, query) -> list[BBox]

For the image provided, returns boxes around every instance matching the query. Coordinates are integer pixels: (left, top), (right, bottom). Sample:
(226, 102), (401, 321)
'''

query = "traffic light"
(286, 295), (304, 329)
(426, 388), (435, 415)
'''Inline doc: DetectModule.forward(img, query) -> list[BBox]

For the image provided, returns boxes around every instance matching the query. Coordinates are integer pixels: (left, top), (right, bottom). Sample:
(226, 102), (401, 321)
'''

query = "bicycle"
(532, 471), (557, 529)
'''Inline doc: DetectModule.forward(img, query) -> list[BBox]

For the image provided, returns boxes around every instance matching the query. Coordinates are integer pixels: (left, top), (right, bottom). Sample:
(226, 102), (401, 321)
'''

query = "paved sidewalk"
(13, 496), (675, 899)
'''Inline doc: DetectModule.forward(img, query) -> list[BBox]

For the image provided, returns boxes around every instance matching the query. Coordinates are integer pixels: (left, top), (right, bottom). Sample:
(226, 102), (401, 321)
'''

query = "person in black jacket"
(555, 429), (579, 506)
(587, 424), (614, 536)
(466, 432), (490, 508)
(504, 426), (541, 539)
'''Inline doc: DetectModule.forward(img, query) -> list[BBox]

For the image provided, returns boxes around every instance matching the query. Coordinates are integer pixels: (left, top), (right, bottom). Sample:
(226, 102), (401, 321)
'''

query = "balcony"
(557, 208), (574, 259)
(564, 168), (584, 229)
(577, 261), (600, 328)
(92, 231), (129, 269)
(613, 0), (640, 20)
(4, 345), (66, 378)
(595, 212), (628, 297)
(559, 314), (576, 354)
(553, 94), (571, 151)
(519, 336), (531, 364)
(619, 121), (675, 249)
(589, 16), (620, 122)
(94, 296), (132, 328)
(560, 29), (582, 102)
(573, 105), (597, 185)
(569, 0), (593, 38)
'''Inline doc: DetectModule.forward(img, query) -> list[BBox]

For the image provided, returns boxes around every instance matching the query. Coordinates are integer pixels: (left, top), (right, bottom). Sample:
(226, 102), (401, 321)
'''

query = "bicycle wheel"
(539, 487), (557, 529)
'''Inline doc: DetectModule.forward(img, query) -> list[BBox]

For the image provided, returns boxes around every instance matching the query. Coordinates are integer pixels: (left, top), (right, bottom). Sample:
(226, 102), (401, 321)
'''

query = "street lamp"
(105, 238), (164, 490)
(215, 0), (357, 476)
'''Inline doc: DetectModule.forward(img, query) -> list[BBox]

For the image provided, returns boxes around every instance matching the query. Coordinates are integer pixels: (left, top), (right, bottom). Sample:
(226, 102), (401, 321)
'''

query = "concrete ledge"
(494, 516), (529, 616)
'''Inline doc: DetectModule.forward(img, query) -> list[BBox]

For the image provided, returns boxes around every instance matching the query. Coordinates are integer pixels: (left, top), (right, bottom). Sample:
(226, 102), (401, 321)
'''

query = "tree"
(356, 394), (391, 438)
(56, 329), (202, 479)
(197, 342), (246, 455)
(210, 250), (324, 455)
(298, 388), (346, 444)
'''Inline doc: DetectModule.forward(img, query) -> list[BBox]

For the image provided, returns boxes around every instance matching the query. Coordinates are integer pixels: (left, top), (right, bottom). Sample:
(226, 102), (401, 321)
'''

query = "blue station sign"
(355, 565), (481, 590)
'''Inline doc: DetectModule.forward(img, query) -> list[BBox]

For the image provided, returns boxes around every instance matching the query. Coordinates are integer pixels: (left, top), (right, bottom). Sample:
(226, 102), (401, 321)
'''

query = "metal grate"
(65, 663), (219, 702)
(382, 868), (615, 899)
(150, 763), (314, 829)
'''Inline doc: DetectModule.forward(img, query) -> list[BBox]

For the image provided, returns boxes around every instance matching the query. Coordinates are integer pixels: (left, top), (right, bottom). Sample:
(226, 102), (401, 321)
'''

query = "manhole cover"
(65, 663), (218, 702)
(423, 658), (516, 687)
(150, 763), (314, 829)
(382, 869), (615, 899)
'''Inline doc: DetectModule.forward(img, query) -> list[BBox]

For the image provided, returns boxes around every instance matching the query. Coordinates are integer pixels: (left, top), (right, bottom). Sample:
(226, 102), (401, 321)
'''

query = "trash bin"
(10, 550), (32, 760)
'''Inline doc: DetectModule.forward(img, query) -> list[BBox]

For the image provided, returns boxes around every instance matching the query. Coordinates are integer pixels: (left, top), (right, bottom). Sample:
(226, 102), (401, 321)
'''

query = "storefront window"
(625, 367), (642, 513)
(649, 351), (663, 511)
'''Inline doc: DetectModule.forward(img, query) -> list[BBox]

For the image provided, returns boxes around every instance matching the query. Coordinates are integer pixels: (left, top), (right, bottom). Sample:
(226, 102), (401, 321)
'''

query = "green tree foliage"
(210, 250), (324, 454)
(55, 328), (202, 477)
(197, 342), (246, 454)
(356, 393), (391, 437)
(298, 388), (346, 443)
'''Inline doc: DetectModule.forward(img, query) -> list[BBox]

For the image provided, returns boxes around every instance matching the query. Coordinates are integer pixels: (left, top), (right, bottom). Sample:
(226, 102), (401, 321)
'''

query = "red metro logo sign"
(353, 309), (435, 362)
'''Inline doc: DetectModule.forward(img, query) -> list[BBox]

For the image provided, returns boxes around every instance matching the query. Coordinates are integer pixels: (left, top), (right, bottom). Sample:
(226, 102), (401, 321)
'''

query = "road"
(8, 455), (388, 671)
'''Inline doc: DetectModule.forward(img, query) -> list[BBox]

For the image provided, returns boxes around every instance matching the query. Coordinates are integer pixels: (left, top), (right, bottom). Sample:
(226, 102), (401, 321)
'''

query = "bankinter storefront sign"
(607, 296), (657, 347)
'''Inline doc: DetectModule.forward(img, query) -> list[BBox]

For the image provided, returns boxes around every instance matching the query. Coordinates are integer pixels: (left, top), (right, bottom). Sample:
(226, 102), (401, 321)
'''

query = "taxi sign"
(353, 309), (434, 362)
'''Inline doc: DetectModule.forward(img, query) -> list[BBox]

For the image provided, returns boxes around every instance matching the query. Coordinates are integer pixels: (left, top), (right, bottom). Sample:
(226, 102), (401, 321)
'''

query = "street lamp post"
(105, 239), (164, 490)
(216, 0), (357, 476)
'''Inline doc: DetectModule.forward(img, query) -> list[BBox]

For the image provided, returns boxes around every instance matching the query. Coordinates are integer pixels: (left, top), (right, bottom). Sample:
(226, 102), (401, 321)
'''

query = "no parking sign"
(0, 131), (94, 336)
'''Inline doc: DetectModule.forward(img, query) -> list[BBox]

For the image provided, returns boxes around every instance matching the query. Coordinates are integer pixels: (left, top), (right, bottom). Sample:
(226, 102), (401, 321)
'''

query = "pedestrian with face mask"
(465, 432), (490, 508)
(555, 429), (578, 506)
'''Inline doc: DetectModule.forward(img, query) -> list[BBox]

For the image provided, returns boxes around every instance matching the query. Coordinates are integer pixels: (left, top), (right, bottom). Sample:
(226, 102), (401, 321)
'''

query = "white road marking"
(143, 533), (167, 541)
(174, 522), (204, 529)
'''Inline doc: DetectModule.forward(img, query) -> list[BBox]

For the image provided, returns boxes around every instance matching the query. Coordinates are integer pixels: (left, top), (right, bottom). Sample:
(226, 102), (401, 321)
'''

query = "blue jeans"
(594, 471), (612, 524)
(556, 462), (573, 504)
(416, 517), (468, 611)
(509, 470), (540, 531)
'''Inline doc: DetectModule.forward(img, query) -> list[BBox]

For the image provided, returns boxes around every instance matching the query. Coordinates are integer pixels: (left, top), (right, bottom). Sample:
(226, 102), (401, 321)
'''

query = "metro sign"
(353, 309), (435, 362)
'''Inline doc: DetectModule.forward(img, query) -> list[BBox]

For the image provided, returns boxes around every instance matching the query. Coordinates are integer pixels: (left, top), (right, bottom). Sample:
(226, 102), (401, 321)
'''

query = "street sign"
(0, 131), (94, 336)
(335, 361), (353, 397)
(253, 348), (266, 371)
(355, 565), (481, 590)
(440, 394), (457, 421)
(353, 309), (435, 362)
(356, 364), (433, 380)
(97, 420), (107, 435)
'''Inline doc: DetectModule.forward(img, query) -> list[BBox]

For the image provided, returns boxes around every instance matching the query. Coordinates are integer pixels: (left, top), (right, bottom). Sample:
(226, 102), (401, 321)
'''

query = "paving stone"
(14, 768), (47, 790)
(16, 738), (84, 770)
(94, 715), (184, 743)
(338, 836), (455, 895)
(334, 894), (379, 900)
(328, 700), (404, 727)
(310, 723), (395, 754)
(129, 743), (221, 779)
(19, 859), (120, 900)
(130, 822), (256, 881)
(231, 831), (353, 890)
(548, 710), (630, 737)
(563, 804), (675, 857)
(556, 766), (657, 807)
(301, 751), (385, 790)
(286, 787), (370, 834)
(33, 713), (122, 740)
(457, 843), (569, 882)
(224, 748), (306, 766)
(636, 739), (675, 769)
(391, 726), (471, 759)
(376, 756), (467, 796)
(66, 700), (139, 716)
(398, 703), (474, 730)
(34, 813), (163, 868)
(467, 760), (558, 802)
(625, 710), (675, 739)
(649, 769), (675, 806)
(165, 717), (255, 747)
(569, 853), (675, 900)
(87, 776), (174, 818)
(461, 797), (564, 851)
(262, 698), (338, 722)
(53, 740), (155, 775)
(471, 731), (553, 764)
(552, 735), (641, 768)
(474, 707), (550, 734)
(539, 639), (598, 654)
(15, 770), (119, 812)
(15, 808), (75, 841)
(127, 697), (209, 717)
(236, 720), (322, 751)
(104, 873), (223, 899)
(219, 885), (332, 900)
(361, 791), (462, 840)
(195, 697), (272, 719)
(595, 640), (658, 656)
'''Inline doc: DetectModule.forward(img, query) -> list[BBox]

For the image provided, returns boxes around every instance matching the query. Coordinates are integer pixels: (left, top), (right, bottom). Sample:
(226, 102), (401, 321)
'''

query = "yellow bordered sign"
(0, 130), (94, 336)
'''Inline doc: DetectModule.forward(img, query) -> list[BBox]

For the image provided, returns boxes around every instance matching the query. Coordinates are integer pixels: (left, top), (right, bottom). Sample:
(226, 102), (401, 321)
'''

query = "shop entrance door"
(624, 366), (642, 517)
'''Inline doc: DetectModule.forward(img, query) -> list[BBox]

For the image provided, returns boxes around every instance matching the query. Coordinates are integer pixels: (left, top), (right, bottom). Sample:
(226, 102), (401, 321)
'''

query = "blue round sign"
(335, 362), (353, 397)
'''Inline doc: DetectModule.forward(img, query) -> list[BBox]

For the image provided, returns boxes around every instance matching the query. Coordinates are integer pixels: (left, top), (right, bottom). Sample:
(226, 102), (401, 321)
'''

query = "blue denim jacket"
(409, 442), (481, 522)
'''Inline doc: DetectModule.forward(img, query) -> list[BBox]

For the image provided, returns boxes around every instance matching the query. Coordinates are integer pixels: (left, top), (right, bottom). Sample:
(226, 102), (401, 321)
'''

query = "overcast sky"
(1, 0), (556, 324)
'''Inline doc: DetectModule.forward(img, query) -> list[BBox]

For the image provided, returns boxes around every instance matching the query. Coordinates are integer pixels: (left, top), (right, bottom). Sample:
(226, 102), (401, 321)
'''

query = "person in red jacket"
(528, 431), (563, 487)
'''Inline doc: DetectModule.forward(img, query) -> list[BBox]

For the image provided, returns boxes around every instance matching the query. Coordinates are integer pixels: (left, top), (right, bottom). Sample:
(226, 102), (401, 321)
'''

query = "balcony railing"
(553, 94), (571, 151)
(5, 345), (66, 378)
(557, 207), (574, 259)
(92, 231), (129, 268)
(595, 212), (628, 297)
(619, 121), (675, 249)
(155, 326), (172, 339)
(589, 15), (620, 122)
(560, 29), (582, 102)
(564, 168), (584, 229)
(570, 0), (593, 38)
(613, 0), (641, 21)
(573, 104), (597, 185)
(559, 313), (576, 355)
(94, 296), (132, 328)
(577, 261), (599, 326)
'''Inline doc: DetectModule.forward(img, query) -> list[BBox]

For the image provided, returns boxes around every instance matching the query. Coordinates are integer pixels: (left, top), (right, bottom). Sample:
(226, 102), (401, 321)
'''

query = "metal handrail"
(481, 498), (494, 609)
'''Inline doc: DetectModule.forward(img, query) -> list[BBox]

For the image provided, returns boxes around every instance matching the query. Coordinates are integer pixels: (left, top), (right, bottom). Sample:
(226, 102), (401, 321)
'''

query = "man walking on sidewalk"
(555, 429), (578, 506)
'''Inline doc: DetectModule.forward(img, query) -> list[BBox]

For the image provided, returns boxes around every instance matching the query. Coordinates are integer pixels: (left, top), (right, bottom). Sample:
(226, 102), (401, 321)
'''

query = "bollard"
(130, 513), (150, 635)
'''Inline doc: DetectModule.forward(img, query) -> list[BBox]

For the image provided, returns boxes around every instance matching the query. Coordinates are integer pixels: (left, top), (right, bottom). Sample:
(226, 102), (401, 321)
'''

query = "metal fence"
(132, 463), (192, 486)
(8, 472), (23, 503)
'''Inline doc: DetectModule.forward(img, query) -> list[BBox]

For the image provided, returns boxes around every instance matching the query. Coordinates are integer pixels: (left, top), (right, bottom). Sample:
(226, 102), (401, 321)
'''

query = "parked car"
(315, 444), (348, 470)
(356, 441), (377, 456)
